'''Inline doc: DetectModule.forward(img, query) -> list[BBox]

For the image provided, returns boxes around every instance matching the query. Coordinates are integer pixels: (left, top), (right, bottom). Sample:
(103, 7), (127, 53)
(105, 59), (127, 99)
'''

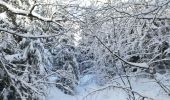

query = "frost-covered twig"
(0, 27), (65, 38)
(0, 60), (25, 100)
(93, 34), (149, 69)
(148, 53), (162, 64)
(0, 60), (43, 98)
(0, 1), (53, 22)
(152, 75), (170, 96)
(82, 85), (154, 100)
(149, 59), (170, 65)
(120, 61), (135, 100)
(33, 70), (74, 85)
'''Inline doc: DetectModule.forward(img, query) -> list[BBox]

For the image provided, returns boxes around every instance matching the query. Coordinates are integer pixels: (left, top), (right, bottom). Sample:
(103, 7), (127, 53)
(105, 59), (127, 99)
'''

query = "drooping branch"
(93, 34), (149, 69)
(0, 28), (66, 38)
(0, 60), (42, 99)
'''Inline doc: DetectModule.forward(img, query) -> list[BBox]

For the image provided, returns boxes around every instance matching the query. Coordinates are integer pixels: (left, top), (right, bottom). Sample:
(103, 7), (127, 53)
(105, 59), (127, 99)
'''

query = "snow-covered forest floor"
(47, 73), (170, 100)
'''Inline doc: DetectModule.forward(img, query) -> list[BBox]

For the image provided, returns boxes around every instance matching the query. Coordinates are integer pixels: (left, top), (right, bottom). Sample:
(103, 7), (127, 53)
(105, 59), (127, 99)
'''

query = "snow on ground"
(46, 73), (170, 100)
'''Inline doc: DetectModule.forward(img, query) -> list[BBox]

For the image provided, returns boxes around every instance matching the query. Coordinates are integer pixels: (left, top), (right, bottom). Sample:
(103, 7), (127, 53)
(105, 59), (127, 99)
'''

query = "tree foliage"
(0, 0), (170, 100)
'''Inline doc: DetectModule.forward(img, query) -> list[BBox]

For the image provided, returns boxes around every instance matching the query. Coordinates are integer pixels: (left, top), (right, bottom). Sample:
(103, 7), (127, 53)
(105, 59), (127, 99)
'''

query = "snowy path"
(46, 74), (170, 100)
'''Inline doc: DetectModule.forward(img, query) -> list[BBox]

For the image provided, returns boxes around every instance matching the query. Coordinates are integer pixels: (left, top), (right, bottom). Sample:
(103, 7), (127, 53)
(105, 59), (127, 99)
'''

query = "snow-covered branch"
(0, 28), (65, 38)
(0, 1), (54, 22)
(82, 85), (155, 100)
(0, 60), (42, 99)
(93, 34), (149, 69)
